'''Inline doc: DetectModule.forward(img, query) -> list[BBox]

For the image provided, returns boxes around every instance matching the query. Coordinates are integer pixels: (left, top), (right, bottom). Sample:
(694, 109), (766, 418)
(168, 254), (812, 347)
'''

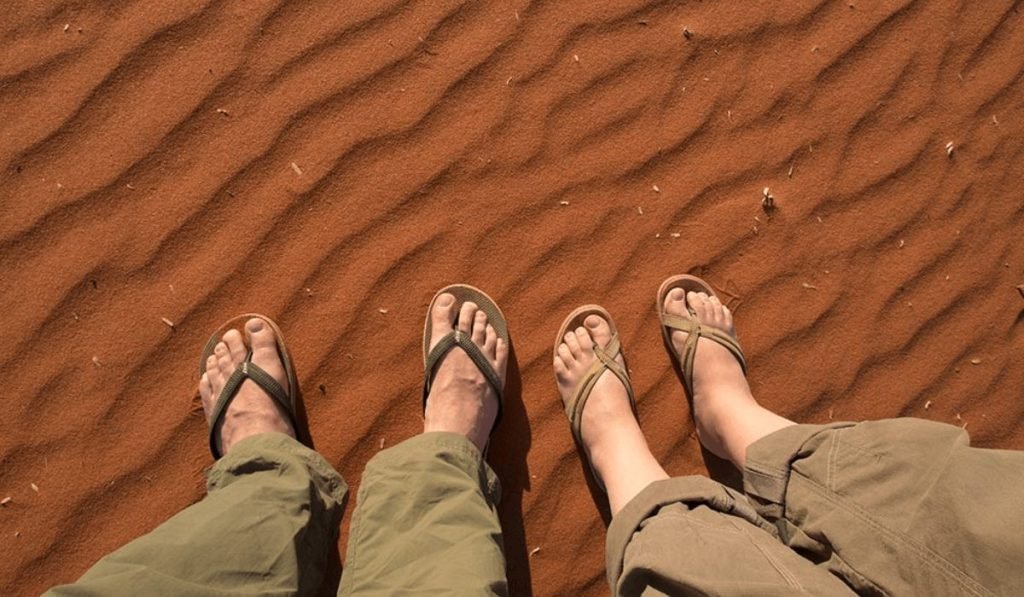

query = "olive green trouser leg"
(46, 433), (348, 597)
(744, 418), (1024, 595)
(338, 431), (507, 596)
(605, 476), (855, 596)
(607, 418), (1024, 596)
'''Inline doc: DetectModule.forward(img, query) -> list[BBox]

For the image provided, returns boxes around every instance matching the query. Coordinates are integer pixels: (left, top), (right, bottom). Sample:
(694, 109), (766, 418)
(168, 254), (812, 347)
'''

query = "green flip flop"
(199, 314), (299, 459)
(422, 284), (508, 431)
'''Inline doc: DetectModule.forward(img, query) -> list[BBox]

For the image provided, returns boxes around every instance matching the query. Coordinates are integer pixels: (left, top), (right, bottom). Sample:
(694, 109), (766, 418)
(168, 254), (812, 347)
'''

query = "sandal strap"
(208, 354), (295, 458)
(422, 330), (504, 409)
(565, 333), (637, 447)
(660, 312), (747, 395)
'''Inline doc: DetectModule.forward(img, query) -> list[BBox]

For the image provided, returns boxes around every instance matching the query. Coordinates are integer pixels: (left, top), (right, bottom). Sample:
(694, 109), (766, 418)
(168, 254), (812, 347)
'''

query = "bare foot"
(424, 293), (507, 452)
(555, 314), (667, 515)
(198, 318), (295, 456)
(664, 289), (792, 466)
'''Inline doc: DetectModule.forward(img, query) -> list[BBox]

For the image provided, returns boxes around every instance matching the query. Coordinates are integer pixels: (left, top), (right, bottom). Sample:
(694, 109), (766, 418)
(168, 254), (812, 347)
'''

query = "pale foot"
(664, 289), (793, 467)
(554, 314), (668, 515)
(198, 318), (296, 456)
(423, 293), (507, 452)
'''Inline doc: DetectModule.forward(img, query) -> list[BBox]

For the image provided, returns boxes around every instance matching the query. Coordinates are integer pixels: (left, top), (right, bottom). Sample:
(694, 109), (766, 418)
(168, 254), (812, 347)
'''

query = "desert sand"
(2, 1), (1023, 595)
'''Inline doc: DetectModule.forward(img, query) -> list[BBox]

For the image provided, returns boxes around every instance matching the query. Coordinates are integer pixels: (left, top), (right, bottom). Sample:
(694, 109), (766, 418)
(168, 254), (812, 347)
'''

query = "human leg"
(556, 309), (849, 596)
(663, 279), (1024, 594)
(338, 290), (509, 596)
(47, 318), (347, 596)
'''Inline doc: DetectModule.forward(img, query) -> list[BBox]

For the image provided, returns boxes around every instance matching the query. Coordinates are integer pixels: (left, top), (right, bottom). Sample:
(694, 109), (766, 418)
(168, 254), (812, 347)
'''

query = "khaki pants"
(46, 431), (507, 596)
(48, 419), (1024, 595)
(610, 419), (1024, 596)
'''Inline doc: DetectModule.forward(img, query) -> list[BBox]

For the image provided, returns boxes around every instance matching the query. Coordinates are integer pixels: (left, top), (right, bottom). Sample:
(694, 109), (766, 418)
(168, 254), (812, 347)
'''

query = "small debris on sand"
(63, 23), (70, 32)
(898, 239), (905, 248)
(529, 547), (541, 557)
(31, 483), (39, 493)
(761, 187), (775, 212)
(1016, 284), (1024, 299)
(970, 358), (982, 365)
(945, 141), (955, 158)
(216, 108), (230, 116)
(559, 200), (570, 206)
(573, 54), (579, 63)
(1, 497), (11, 506)
(379, 438), (386, 449)
(378, 308), (389, 314)
(92, 356), (102, 367)
(290, 162), (303, 176)
(161, 317), (175, 329)
(924, 400), (932, 410)
(318, 384), (326, 395)
(670, 232), (681, 238)
(801, 282), (819, 290)
(652, 184), (661, 193)
(787, 164), (794, 178)
(636, 206), (643, 215)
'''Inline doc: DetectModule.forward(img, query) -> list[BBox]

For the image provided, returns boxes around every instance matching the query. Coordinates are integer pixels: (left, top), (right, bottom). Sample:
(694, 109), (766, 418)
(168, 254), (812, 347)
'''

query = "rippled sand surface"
(2, 1), (1023, 594)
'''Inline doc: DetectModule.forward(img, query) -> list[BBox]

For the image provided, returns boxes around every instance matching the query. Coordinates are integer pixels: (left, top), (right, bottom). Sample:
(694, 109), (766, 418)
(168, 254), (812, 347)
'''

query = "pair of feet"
(199, 293), (507, 455)
(199, 288), (784, 515)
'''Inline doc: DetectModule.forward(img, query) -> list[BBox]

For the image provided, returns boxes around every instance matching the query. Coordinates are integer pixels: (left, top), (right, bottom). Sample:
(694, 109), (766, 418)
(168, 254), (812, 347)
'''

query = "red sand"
(2, 1), (1023, 594)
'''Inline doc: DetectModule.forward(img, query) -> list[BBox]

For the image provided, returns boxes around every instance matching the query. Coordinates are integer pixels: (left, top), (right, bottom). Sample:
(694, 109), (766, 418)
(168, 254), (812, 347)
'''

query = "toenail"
(437, 294), (454, 307)
(670, 288), (685, 300)
(247, 319), (264, 332)
(585, 315), (601, 328)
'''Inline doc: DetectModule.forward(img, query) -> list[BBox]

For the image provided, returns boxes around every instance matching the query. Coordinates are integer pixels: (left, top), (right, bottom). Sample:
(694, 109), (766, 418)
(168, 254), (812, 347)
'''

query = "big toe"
(429, 293), (457, 350)
(246, 318), (286, 380)
(664, 287), (688, 317)
(584, 314), (613, 352)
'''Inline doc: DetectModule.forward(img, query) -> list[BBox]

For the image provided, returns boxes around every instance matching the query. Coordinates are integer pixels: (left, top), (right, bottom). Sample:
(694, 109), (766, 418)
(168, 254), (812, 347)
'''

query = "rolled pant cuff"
(605, 476), (775, 589)
(371, 431), (501, 503)
(743, 422), (855, 511)
(207, 431), (348, 505)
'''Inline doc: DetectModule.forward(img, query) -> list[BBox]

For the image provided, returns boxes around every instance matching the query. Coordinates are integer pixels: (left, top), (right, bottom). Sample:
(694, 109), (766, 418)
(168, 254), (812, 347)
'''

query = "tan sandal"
(422, 284), (508, 431)
(657, 275), (747, 397)
(199, 314), (300, 459)
(555, 305), (638, 491)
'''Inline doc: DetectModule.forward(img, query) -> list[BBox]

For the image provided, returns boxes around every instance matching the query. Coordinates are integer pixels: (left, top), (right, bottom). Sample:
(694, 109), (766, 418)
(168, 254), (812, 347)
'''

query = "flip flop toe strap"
(208, 357), (295, 458)
(423, 330), (504, 408)
(660, 313), (747, 395)
(564, 332), (637, 491)
(566, 333), (637, 446)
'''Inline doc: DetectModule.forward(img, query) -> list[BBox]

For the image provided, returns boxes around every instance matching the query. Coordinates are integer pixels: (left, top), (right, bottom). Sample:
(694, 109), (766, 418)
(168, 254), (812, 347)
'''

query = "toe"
(553, 355), (569, 378)
(665, 288), (688, 316)
(574, 326), (594, 351)
(429, 293), (457, 351)
(246, 318), (277, 357)
(584, 314), (613, 351)
(564, 330), (582, 357)
(206, 354), (224, 388)
(495, 338), (508, 379)
(215, 342), (234, 377)
(458, 301), (478, 335)
(557, 342), (575, 365)
(472, 310), (488, 345)
(484, 324), (497, 355)
(199, 372), (213, 402)
(223, 329), (246, 361)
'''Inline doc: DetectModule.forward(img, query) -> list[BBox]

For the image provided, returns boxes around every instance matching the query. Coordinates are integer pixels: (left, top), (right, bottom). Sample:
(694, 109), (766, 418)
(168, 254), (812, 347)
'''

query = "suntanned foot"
(663, 288), (755, 459)
(424, 293), (507, 452)
(198, 318), (295, 455)
(555, 314), (668, 512)
(554, 316), (639, 481)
